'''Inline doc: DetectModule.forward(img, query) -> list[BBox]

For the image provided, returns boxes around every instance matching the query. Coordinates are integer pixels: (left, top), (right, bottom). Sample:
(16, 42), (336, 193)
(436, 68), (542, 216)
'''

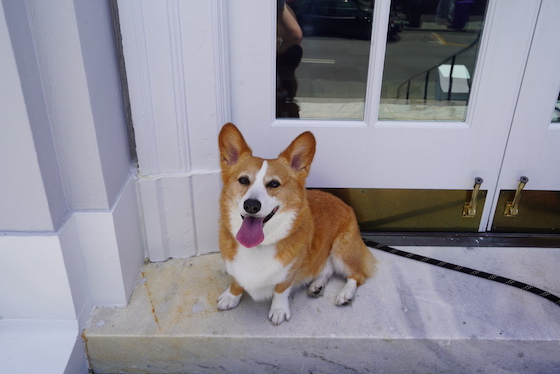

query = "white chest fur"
(225, 244), (291, 301)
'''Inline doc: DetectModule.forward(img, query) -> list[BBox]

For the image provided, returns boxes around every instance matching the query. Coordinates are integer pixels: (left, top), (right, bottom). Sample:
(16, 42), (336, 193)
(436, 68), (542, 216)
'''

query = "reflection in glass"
(276, 0), (374, 120)
(552, 92), (560, 123)
(277, 1), (304, 118)
(379, 0), (488, 122)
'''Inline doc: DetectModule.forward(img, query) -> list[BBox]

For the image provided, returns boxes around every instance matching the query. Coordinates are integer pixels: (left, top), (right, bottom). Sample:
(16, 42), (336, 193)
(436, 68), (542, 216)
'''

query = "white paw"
(268, 307), (291, 325)
(335, 279), (357, 306)
(268, 287), (292, 325)
(217, 287), (242, 311)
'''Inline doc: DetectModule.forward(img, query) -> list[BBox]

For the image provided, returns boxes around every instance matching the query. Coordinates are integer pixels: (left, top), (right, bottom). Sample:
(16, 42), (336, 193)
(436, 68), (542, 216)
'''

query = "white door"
(117, 0), (558, 259)
(228, 0), (557, 232)
(489, 0), (560, 231)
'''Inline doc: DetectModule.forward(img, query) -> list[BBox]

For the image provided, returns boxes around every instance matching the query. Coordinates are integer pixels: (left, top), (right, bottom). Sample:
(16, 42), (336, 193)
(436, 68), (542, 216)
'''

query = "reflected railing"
(379, 0), (487, 122)
(395, 35), (480, 104)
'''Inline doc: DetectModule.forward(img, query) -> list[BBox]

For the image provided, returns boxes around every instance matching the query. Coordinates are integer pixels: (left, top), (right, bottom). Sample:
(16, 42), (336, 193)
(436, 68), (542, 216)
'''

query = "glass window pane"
(552, 92), (560, 123)
(379, 0), (488, 122)
(276, 0), (374, 120)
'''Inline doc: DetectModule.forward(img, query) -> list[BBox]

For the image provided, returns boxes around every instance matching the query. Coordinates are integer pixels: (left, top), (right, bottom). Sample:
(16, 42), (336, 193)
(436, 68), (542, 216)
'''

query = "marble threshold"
(296, 98), (468, 121)
(85, 245), (560, 374)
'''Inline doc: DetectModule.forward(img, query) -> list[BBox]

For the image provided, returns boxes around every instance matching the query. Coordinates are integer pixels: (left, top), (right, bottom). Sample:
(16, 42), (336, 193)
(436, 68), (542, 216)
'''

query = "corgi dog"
(217, 123), (376, 325)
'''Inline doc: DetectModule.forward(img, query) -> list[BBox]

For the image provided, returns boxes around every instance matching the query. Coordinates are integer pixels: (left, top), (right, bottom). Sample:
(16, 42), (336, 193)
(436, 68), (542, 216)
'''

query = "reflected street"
(278, 0), (487, 121)
(297, 30), (479, 99)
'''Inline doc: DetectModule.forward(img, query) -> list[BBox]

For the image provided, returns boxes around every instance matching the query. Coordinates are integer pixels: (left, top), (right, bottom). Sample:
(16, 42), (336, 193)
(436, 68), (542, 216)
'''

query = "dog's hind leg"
(331, 228), (377, 306)
(331, 254), (361, 305)
(335, 278), (358, 306)
(307, 259), (334, 297)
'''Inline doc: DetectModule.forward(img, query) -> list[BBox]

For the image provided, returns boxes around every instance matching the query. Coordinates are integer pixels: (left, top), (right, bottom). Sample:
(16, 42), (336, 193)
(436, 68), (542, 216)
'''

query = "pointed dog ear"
(218, 123), (252, 166)
(279, 131), (316, 177)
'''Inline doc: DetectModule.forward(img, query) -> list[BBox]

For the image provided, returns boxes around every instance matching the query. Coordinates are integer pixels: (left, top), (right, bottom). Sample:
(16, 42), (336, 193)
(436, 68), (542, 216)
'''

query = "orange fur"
(217, 123), (376, 324)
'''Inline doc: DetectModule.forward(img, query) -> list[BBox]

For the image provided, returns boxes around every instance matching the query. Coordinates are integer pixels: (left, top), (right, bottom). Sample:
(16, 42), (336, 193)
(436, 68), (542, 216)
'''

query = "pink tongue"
(236, 216), (265, 248)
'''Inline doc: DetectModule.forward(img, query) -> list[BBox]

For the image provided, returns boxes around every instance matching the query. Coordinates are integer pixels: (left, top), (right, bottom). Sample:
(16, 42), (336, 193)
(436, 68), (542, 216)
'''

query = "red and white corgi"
(217, 123), (376, 325)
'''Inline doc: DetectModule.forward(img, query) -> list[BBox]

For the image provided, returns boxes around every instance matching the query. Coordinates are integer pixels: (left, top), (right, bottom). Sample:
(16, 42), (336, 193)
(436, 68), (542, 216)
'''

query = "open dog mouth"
(236, 206), (279, 248)
(261, 206), (279, 223)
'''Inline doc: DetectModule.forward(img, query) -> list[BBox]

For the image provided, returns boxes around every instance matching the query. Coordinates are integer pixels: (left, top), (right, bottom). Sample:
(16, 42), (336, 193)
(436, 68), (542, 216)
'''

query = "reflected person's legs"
(277, 2), (303, 118)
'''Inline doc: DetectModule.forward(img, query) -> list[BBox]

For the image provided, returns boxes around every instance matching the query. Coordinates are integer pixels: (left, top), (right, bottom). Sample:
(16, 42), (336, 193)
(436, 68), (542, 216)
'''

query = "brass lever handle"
(504, 176), (529, 217)
(463, 177), (483, 217)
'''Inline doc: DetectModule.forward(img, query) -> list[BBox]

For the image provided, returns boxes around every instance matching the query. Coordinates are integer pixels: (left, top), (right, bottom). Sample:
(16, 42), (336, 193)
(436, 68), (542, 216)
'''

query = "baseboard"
(137, 170), (220, 261)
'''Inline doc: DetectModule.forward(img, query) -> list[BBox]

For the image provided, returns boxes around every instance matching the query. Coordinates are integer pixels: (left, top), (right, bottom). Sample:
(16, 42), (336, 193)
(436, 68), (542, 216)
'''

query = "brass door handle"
(463, 177), (483, 217)
(504, 176), (529, 217)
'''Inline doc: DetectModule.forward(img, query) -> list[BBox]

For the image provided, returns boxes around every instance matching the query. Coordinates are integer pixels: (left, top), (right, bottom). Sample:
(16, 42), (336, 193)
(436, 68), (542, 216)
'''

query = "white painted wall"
(1, 0), (143, 309)
(73, 0), (133, 207)
(0, 0), (146, 372)
(0, 236), (76, 319)
(0, 1), (57, 232)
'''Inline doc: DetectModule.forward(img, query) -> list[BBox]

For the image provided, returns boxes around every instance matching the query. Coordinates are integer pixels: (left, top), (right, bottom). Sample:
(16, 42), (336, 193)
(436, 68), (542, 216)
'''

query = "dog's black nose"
(243, 199), (261, 214)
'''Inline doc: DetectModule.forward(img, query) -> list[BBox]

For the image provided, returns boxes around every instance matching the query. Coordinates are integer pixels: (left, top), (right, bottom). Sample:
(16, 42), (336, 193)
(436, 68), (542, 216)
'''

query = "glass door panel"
(379, 0), (488, 121)
(276, 0), (374, 120)
(552, 92), (560, 123)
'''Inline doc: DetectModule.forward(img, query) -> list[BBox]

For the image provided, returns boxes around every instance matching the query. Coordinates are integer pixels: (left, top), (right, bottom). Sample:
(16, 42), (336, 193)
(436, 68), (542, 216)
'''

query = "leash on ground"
(363, 238), (560, 308)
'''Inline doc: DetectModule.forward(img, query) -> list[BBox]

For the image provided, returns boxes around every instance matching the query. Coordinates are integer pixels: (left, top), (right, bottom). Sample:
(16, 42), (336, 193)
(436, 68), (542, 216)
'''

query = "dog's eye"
(238, 176), (250, 185)
(266, 180), (281, 189)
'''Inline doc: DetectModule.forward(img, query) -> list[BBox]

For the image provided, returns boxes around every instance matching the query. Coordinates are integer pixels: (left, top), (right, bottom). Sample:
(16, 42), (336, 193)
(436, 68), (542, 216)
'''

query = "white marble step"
(85, 246), (560, 374)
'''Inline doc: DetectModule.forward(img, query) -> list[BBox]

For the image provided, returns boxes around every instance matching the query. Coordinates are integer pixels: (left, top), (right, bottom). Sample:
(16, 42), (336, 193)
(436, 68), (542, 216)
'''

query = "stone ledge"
(85, 246), (560, 373)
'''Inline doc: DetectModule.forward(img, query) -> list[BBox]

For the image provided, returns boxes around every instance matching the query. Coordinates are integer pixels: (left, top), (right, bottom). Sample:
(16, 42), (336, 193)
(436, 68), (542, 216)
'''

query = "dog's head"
(218, 123), (316, 248)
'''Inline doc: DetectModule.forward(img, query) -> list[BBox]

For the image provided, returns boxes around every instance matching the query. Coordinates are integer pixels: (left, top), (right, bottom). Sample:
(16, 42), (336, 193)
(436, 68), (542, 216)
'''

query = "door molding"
(117, 0), (230, 260)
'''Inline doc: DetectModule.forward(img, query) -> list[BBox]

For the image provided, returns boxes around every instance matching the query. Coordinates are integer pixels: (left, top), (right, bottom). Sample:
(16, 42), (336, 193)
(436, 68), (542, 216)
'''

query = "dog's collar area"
(241, 206), (279, 223)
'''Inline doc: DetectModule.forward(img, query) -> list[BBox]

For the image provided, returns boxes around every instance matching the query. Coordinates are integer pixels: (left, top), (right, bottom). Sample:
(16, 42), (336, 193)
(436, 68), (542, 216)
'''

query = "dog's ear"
(279, 131), (316, 178)
(218, 123), (252, 166)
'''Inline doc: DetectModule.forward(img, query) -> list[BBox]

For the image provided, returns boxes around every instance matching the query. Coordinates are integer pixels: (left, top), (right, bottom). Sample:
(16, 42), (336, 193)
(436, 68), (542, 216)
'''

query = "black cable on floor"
(363, 238), (560, 308)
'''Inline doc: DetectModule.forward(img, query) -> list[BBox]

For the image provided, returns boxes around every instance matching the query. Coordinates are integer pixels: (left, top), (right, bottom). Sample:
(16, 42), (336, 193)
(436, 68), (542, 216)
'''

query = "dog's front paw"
(217, 287), (242, 311)
(268, 287), (292, 325)
(335, 279), (357, 306)
(268, 307), (291, 325)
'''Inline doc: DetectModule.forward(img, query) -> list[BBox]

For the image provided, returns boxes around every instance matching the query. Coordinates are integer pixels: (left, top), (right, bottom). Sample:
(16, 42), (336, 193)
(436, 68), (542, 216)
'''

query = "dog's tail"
(362, 244), (378, 279)
(332, 229), (377, 286)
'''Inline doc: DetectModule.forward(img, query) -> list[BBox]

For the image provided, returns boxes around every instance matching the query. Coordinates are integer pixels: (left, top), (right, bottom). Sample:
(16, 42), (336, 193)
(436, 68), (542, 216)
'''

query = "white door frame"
(117, 0), (230, 260)
(118, 0), (558, 259)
